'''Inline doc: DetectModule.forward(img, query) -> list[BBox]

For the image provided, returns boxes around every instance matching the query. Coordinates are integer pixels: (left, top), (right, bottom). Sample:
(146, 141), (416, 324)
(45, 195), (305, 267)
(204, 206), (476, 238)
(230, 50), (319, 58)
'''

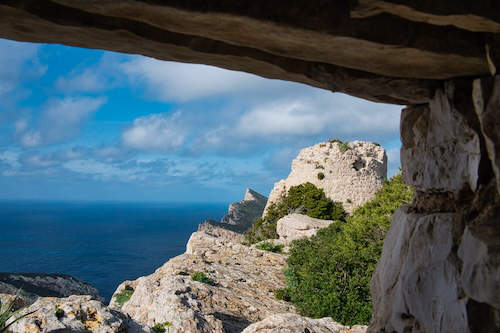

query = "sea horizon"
(0, 200), (229, 302)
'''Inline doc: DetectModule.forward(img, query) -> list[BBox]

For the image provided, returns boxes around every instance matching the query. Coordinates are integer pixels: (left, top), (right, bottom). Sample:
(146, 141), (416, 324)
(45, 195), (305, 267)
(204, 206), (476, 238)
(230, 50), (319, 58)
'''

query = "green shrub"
(191, 272), (214, 285)
(339, 142), (350, 153)
(274, 288), (291, 302)
(0, 294), (36, 332)
(244, 183), (346, 244)
(283, 174), (413, 325)
(55, 307), (64, 319)
(256, 241), (284, 253)
(317, 172), (325, 180)
(152, 322), (172, 333)
(113, 289), (134, 307)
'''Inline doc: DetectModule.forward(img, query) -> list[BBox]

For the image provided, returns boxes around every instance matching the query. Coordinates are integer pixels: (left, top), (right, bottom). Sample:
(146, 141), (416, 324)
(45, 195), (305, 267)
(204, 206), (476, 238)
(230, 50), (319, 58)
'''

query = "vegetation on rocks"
(113, 289), (134, 307)
(191, 272), (214, 285)
(152, 321), (172, 333)
(282, 174), (413, 325)
(0, 295), (35, 333)
(55, 307), (64, 319)
(256, 241), (284, 253)
(244, 183), (346, 244)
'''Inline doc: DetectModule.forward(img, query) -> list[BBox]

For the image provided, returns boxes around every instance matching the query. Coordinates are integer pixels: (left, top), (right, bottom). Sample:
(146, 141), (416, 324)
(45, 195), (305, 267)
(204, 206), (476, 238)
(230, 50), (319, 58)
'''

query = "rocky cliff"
(198, 188), (267, 242)
(264, 140), (386, 215)
(0, 272), (103, 304)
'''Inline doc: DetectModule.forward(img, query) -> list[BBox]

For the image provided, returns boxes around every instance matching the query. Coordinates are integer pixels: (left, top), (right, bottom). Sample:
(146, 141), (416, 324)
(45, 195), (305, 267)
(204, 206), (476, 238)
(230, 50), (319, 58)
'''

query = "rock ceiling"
(1, 1), (498, 105)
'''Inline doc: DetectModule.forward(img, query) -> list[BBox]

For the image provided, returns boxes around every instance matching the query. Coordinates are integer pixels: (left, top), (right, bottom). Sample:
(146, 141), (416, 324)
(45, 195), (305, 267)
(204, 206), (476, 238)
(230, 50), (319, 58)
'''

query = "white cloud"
(237, 101), (325, 137)
(122, 112), (186, 153)
(63, 159), (144, 181)
(54, 68), (107, 94)
(0, 39), (46, 100)
(0, 151), (20, 169)
(19, 96), (107, 147)
(120, 57), (297, 102)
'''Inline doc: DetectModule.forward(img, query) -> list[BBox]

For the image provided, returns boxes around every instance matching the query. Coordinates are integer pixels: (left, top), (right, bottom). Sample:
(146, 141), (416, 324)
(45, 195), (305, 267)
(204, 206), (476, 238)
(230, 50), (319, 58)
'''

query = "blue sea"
(0, 201), (228, 302)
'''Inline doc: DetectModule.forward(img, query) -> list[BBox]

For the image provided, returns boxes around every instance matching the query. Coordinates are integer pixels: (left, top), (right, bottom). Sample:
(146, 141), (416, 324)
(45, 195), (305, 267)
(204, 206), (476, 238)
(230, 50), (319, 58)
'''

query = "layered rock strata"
(264, 141), (386, 215)
(369, 77), (500, 333)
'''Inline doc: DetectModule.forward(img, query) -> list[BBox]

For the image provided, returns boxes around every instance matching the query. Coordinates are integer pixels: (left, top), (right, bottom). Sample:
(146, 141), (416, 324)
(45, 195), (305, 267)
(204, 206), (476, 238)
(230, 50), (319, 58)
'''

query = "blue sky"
(0, 38), (403, 203)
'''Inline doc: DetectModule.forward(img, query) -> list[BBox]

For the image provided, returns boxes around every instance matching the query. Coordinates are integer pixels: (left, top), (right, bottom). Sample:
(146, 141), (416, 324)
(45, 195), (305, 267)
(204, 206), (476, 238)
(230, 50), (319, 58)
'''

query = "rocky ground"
(110, 230), (294, 332)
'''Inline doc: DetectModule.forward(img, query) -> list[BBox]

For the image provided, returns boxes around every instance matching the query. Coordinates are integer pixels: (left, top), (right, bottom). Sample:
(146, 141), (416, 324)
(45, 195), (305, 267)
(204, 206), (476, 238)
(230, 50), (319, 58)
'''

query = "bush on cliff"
(282, 174), (413, 325)
(243, 183), (346, 244)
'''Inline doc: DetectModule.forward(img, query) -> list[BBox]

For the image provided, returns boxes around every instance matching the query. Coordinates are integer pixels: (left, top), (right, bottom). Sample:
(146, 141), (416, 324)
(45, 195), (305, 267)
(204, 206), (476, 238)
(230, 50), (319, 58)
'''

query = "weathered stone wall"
(369, 76), (500, 333)
(264, 141), (387, 215)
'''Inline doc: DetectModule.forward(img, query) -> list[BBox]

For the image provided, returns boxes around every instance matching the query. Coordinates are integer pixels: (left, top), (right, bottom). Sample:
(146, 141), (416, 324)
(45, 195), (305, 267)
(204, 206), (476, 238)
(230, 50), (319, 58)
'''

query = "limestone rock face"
(264, 141), (386, 215)
(0, 272), (103, 304)
(198, 188), (267, 241)
(222, 189), (267, 228)
(370, 78), (500, 333)
(276, 214), (333, 245)
(8, 295), (127, 333)
(401, 83), (481, 192)
(111, 231), (294, 332)
(370, 206), (468, 333)
(241, 313), (367, 333)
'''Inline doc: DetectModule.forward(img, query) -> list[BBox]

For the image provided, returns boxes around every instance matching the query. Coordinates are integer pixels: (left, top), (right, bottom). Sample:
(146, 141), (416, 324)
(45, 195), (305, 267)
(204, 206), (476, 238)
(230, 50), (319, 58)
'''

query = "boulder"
(276, 214), (333, 245)
(264, 141), (386, 215)
(241, 313), (367, 333)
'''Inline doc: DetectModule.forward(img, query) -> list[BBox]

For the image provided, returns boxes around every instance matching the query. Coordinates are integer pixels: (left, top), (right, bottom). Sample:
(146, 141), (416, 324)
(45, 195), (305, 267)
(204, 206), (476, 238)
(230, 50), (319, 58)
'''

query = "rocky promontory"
(4, 140), (386, 332)
(198, 188), (267, 243)
(264, 140), (386, 214)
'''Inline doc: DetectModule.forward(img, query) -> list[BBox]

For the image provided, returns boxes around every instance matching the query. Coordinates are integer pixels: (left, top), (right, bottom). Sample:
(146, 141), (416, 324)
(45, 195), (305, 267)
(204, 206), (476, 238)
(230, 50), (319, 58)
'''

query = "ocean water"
(0, 201), (227, 302)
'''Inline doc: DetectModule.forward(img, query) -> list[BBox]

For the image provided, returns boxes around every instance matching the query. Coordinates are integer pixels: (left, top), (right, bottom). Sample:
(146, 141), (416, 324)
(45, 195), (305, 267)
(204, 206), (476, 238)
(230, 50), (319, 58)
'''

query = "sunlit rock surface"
(8, 295), (129, 333)
(111, 231), (294, 332)
(241, 313), (367, 333)
(276, 213), (333, 245)
(264, 141), (386, 215)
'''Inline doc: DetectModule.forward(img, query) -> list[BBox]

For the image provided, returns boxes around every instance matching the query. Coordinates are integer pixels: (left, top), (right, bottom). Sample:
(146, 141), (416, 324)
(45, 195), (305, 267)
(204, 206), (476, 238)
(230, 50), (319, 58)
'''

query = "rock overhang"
(0, 1), (498, 105)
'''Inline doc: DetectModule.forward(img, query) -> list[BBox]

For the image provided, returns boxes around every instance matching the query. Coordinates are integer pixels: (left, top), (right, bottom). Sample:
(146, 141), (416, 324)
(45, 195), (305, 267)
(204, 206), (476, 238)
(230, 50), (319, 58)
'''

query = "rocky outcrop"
(0, 272), (103, 304)
(241, 313), (367, 333)
(276, 214), (333, 245)
(111, 231), (294, 332)
(198, 188), (267, 241)
(221, 189), (268, 229)
(370, 78), (500, 333)
(8, 295), (128, 333)
(264, 141), (386, 215)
